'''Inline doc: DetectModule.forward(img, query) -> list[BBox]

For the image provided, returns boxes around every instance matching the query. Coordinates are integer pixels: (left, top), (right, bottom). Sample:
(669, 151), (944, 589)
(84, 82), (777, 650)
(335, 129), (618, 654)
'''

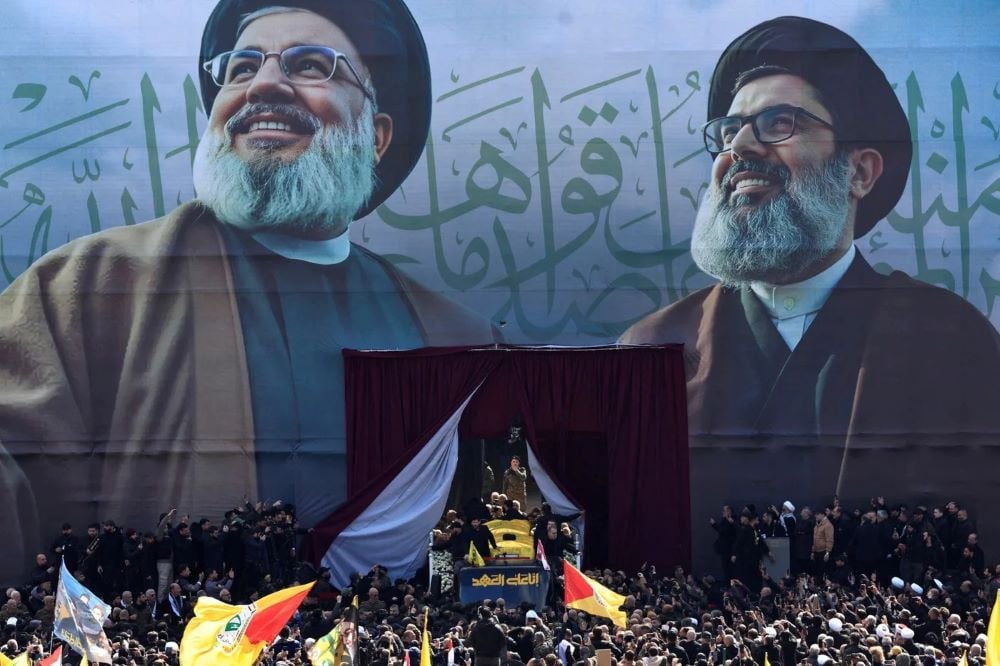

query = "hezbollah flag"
(420, 609), (432, 666)
(309, 595), (359, 666)
(308, 624), (342, 666)
(179, 581), (313, 666)
(0, 654), (30, 666)
(987, 593), (1000, 666)
(467, 542), (486, 567)
(563, 561), (627, 628)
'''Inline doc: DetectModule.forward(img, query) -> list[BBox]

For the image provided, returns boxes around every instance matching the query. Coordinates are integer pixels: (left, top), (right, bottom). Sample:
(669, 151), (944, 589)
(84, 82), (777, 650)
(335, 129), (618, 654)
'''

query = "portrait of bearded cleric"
(0, 0), (497, 585)
(621, 17), (1000, 563)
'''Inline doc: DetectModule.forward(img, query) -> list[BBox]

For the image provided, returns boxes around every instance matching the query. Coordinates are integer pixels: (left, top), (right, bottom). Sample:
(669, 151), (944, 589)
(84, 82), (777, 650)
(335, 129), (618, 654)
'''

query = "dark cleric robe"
(0, 201), (496, 584)
(620, 253), (1000, 571)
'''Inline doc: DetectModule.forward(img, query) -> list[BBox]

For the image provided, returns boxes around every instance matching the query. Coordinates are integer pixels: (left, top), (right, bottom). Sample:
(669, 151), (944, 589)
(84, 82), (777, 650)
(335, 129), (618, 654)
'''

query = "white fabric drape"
(525, 440), (585, 565)
(322, 388), (481, 584)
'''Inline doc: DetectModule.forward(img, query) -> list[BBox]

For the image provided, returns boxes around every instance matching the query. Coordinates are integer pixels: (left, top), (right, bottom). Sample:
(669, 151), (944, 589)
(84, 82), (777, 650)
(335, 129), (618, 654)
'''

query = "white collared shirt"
(749, 245), (856, 350)
(251, 229), (351, 265)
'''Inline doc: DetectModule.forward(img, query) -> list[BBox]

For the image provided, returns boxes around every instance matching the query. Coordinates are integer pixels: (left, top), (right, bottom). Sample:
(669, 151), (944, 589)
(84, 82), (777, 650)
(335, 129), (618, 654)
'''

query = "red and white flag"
(39, 646), (63, 666)
(536, 539), (551, 571)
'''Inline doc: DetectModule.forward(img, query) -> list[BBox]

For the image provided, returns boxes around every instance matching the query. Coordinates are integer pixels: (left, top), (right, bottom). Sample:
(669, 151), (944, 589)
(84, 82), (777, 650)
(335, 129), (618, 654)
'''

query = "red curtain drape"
(303, 345), (690, 572)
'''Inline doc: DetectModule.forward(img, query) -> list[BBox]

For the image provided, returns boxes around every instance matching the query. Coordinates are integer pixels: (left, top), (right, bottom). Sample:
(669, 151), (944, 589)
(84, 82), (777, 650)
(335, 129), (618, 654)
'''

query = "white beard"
(690, 152), (852, 286)
(192, 100), (377, 238)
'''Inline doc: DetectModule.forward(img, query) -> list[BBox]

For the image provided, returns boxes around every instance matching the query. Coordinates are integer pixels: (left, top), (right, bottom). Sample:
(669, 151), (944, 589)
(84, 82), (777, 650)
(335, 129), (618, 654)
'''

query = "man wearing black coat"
(50, 523), (82, 574)
(469, 606), (506, 666)
(531, 503), (581, 544)
(122, 528), (143, 595)
(463, 518), (498, 562)
(201, 526), (225, 576)
(96, 520), (125, 599)
(850, 511), (885, 579)
(171, 522), (198, 574)
(732, 510), (768, 592)
(710, 506), (737, 580)
(138, 532), (158, 593)
(793, 509), (815, 576)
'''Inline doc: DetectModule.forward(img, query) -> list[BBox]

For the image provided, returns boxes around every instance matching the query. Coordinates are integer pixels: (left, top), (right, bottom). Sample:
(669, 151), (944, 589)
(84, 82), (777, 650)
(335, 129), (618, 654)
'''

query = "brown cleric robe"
(0, 201), (495, 584)
(620, 254), (1000, 568)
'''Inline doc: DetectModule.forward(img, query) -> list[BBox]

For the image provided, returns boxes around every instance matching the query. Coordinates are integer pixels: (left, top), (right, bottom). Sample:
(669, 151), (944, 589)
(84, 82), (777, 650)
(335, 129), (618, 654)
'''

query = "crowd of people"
(709, 499), (988, 597)
(2, 492), (996, 666)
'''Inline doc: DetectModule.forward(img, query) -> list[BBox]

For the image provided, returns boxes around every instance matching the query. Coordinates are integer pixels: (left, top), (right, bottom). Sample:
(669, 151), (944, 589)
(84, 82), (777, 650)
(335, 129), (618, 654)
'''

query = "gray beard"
(192, 101), (377, 238)
(691, 152), (852, 287)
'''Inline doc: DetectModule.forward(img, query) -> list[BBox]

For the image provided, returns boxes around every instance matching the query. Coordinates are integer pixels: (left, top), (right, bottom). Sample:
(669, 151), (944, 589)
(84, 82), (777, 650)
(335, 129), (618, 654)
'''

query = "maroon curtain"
(301, 347), (501, 564)
(304, 345), (690, 572)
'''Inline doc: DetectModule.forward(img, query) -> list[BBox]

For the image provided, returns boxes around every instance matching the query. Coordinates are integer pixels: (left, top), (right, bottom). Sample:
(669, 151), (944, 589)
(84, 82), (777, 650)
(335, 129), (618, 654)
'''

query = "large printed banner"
(0, 1), (998, 582)
(459, 566), (550, 610)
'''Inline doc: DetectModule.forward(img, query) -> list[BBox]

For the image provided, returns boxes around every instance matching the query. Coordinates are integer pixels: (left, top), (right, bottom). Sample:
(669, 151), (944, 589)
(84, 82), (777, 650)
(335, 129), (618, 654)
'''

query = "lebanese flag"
(39, 647), (63, 666)
(536, 539), (550, 571)
(563, 561), (627, 628)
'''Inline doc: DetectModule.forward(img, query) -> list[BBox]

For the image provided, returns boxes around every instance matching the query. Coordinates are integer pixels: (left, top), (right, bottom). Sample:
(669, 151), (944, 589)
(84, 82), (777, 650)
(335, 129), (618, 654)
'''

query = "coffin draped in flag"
(179, 581), (313, 666)
(563, 561), (627, 628)
(53, 561), (113, 663)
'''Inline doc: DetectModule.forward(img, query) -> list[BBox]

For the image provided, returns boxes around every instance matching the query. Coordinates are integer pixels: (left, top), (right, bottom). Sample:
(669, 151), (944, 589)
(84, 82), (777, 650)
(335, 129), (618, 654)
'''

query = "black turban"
(199, 0), (431, 219)
(708, 16), (912, 237)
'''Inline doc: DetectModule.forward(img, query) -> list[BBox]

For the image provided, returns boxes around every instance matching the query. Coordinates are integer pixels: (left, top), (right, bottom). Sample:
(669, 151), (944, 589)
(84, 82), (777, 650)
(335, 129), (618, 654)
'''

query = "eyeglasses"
(702, 104), (835, 158)
(202, 45), (373, 102)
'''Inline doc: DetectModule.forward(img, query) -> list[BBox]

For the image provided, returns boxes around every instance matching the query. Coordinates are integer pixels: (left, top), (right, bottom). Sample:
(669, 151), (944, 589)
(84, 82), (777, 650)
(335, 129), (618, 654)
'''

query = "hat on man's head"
(198, 0), (432, 220)
(707, 16), (911, 238)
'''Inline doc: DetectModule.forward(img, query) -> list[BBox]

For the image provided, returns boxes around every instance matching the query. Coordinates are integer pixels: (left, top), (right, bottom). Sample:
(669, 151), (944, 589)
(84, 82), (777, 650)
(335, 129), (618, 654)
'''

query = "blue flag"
(54, 560), (113, 663)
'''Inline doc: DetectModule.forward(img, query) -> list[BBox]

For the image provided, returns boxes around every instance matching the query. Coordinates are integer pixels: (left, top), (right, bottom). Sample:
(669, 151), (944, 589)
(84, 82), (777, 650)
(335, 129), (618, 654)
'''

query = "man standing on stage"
(502, 456), (528, 512)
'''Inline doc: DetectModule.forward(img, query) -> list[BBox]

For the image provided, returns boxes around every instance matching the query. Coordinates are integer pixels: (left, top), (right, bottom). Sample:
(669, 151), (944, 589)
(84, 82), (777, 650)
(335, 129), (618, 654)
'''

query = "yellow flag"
(310, 593), (360, 665)
(9, 655), (29, 666)
(0, 653), (11, 666)
(987, 594), (1000, 666)
(765, 654), (772, 666)
(468, 541), (486, 567)
(959, 648), (968, 666)
(420, 609), (432, 666)
(308, 624), (341, 666)
(563, 561), (628, 628)
(180, 596), (262, 666)
(180, 582), (313, 666)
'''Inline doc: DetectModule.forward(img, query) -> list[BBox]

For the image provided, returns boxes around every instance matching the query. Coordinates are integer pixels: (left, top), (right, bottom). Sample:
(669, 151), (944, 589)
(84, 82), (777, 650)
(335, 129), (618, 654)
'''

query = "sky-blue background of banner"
(2, 0), (998, 344)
